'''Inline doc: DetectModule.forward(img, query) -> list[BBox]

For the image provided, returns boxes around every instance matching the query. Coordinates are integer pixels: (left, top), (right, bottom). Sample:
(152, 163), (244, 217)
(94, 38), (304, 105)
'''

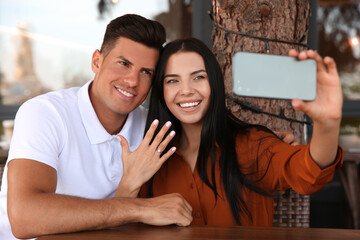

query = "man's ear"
(91, 50), (103, 73)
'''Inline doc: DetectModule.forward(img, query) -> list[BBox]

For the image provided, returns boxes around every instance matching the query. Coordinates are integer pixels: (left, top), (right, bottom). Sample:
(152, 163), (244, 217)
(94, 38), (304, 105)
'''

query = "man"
(0, 14), (192, 240)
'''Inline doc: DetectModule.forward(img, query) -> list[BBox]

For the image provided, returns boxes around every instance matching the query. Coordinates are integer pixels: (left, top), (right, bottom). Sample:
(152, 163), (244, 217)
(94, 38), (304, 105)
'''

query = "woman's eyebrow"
(164, 69), (206, 79)
(190, 69), (206, 75)
(164, 73), (179, 78)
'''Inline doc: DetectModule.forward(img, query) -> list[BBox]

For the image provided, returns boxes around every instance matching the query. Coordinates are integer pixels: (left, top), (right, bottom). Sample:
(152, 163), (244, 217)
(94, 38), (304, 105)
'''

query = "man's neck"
(88, 81), (128, 135)
(101, 114), (128, 135)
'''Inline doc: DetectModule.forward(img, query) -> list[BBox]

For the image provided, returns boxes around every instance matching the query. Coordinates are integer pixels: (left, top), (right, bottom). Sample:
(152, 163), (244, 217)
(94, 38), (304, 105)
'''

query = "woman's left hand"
(289, 49), (342, 168)
(288, 49), (343, 127)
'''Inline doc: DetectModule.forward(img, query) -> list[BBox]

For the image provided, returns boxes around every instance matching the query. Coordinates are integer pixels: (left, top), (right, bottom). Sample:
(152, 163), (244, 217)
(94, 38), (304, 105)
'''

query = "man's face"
(90, 37), (159, 128)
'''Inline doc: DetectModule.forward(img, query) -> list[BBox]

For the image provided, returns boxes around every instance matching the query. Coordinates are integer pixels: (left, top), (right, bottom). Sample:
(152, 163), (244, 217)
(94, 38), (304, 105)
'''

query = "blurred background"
(0, 0), (359, 229)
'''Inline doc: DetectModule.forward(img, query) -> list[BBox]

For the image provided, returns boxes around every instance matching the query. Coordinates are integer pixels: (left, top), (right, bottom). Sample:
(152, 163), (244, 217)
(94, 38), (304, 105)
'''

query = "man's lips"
(116, 87), (135, 97)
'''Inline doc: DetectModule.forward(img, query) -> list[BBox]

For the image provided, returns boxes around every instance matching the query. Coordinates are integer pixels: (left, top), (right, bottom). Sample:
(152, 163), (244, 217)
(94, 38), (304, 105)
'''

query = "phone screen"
(232, 52), (317, 101)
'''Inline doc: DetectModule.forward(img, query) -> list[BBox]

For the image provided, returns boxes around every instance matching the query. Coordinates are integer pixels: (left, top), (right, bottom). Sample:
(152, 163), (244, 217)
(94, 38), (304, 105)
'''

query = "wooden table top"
(38, 224), (360, 240)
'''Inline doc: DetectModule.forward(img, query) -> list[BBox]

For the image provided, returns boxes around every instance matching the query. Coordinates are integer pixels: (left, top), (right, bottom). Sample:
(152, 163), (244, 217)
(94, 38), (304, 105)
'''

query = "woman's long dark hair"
(145, 38), (271, 224)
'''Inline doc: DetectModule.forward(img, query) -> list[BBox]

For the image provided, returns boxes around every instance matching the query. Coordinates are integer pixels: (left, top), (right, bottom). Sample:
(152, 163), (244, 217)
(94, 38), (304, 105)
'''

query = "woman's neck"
(178, 122), (202, 172)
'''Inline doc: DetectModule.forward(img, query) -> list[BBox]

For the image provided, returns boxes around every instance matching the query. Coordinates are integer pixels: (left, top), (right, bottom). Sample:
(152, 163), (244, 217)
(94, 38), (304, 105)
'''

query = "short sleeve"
(7, 97), (67, 171)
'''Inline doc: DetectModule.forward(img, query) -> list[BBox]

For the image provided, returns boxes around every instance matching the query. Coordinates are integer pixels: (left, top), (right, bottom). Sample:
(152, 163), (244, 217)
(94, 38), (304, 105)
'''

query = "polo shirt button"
(195, 212), (201, 218)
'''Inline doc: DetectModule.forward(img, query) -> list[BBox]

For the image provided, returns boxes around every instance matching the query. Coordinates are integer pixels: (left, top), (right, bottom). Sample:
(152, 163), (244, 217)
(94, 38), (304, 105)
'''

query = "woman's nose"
(180, 82), (194, 95)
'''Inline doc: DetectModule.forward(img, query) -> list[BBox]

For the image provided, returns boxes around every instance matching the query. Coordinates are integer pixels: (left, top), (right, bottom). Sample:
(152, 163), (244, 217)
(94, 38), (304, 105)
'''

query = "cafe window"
(318, 0), (360, 152)
(0, 0), (195, 148)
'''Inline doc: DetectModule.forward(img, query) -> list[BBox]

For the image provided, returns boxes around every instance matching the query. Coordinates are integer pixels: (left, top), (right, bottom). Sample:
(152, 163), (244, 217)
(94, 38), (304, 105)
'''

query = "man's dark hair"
(100, 14), (166, 57)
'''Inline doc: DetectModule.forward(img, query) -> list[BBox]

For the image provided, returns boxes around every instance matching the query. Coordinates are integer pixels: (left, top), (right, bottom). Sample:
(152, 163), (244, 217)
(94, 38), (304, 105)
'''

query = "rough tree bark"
(211, 0), (311, 228)
(211, 0), (310, 144)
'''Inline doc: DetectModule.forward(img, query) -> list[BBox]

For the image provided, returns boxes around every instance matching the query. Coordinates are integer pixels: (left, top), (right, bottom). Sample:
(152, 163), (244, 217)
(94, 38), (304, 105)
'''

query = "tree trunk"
(211, 0), (310, 144)
(211, 0), (311, 228)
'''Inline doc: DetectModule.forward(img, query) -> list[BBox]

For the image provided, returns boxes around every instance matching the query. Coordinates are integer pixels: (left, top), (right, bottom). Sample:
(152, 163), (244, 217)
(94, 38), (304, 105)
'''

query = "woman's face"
(163, 51), (211, 126)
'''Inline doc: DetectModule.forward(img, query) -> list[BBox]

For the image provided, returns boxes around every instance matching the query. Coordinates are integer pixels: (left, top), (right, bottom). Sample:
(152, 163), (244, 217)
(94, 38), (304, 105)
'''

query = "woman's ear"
(91, 50), (103, 73)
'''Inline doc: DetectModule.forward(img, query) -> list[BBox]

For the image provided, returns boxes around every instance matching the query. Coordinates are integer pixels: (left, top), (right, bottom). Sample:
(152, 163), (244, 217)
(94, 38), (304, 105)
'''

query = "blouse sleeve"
(236, 128), (343, 195)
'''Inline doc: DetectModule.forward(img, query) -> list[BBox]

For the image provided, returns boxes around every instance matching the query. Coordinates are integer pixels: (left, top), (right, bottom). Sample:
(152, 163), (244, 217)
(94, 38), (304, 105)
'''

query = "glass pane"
(0, 0), (177, 105)
(340, 116), (360, 152)
(317, 2), (360, 100)
(0, 0), (195, 148)
(318, 1), (360, 152)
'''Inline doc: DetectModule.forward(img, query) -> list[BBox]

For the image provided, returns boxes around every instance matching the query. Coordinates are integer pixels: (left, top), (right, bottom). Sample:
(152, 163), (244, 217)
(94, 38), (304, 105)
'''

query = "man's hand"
(138, 193), (193, 227)
(7, 159), (191, 239)
(274, 131), (299, 146)
(116, 119), (176, 197)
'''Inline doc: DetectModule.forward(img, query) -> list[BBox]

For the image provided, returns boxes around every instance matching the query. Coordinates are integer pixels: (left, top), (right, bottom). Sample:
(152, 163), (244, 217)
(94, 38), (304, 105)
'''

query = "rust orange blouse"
(140, 129), (343, 226)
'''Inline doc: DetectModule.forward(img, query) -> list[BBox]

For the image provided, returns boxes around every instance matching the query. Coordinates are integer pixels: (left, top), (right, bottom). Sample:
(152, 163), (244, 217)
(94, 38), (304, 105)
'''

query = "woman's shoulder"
(234, 125), (279, 144)
(234, 126), (283, 164)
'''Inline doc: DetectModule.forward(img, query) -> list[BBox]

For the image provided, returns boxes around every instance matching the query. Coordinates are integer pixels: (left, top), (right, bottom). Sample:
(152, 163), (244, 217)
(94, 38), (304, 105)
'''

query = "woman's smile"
(163, 51), (211, 125)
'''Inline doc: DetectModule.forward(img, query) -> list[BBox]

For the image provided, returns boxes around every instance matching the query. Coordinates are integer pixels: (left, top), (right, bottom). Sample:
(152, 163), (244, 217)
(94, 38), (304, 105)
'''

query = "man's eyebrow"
(117, 56), (155, 73)
(117, 56), (132, 65)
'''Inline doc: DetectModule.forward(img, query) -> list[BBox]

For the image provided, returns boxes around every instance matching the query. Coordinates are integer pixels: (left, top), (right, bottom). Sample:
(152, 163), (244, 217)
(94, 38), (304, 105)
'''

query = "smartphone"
(232, 51), (317, 101)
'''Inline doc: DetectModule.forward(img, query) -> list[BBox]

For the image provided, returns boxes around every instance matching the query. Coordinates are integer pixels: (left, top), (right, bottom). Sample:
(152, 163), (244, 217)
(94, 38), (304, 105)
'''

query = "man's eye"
(119, 61), (128, 66)
(142, 69), (152, 76)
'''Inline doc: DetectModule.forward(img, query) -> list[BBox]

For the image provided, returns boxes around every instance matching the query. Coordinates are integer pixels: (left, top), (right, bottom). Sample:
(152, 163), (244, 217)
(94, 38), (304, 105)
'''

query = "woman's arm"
(289, 50), (342, 169)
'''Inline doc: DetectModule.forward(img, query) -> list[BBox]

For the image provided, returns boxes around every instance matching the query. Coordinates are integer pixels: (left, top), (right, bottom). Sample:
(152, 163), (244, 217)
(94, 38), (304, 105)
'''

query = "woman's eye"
(166, 79), (178, 84)
(194, 75), (205, 80)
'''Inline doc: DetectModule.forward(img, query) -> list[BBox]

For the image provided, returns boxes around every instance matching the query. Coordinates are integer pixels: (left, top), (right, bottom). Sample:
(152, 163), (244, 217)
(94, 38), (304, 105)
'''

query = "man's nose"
(124, 70), (140, 87)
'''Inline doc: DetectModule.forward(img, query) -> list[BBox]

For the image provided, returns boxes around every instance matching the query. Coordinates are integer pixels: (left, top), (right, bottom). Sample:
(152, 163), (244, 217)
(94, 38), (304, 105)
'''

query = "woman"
(118, 38), (343, 226)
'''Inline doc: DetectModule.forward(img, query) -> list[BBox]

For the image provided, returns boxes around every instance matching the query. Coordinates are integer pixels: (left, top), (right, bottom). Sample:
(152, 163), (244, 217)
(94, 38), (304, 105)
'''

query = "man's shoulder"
(15, 86), (83, 125)
(21, 86), (81, 111)
(33, 86), (80, 103)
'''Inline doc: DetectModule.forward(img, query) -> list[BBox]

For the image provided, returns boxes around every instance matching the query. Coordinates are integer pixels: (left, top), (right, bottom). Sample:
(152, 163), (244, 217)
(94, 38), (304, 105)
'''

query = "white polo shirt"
(0, 80), (148, 239)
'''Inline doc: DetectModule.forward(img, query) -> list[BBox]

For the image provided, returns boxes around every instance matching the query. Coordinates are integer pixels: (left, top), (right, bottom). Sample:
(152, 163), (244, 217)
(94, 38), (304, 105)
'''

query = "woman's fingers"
(324, 56), (338, 76)
(142, 120), (174, 152)
(158, 146), (176, 164)
(288, 49), (298, 57)
(307, 50), (328, 74)
(151, 121), (173, 150)
(156, 130), (176, 154)
(142, 119), (160, 146)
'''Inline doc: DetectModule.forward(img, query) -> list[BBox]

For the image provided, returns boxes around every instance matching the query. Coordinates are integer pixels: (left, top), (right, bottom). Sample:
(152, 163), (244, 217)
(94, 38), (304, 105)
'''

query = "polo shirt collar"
(77, 81), (110, 144)
(77, 81), (144, 147)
